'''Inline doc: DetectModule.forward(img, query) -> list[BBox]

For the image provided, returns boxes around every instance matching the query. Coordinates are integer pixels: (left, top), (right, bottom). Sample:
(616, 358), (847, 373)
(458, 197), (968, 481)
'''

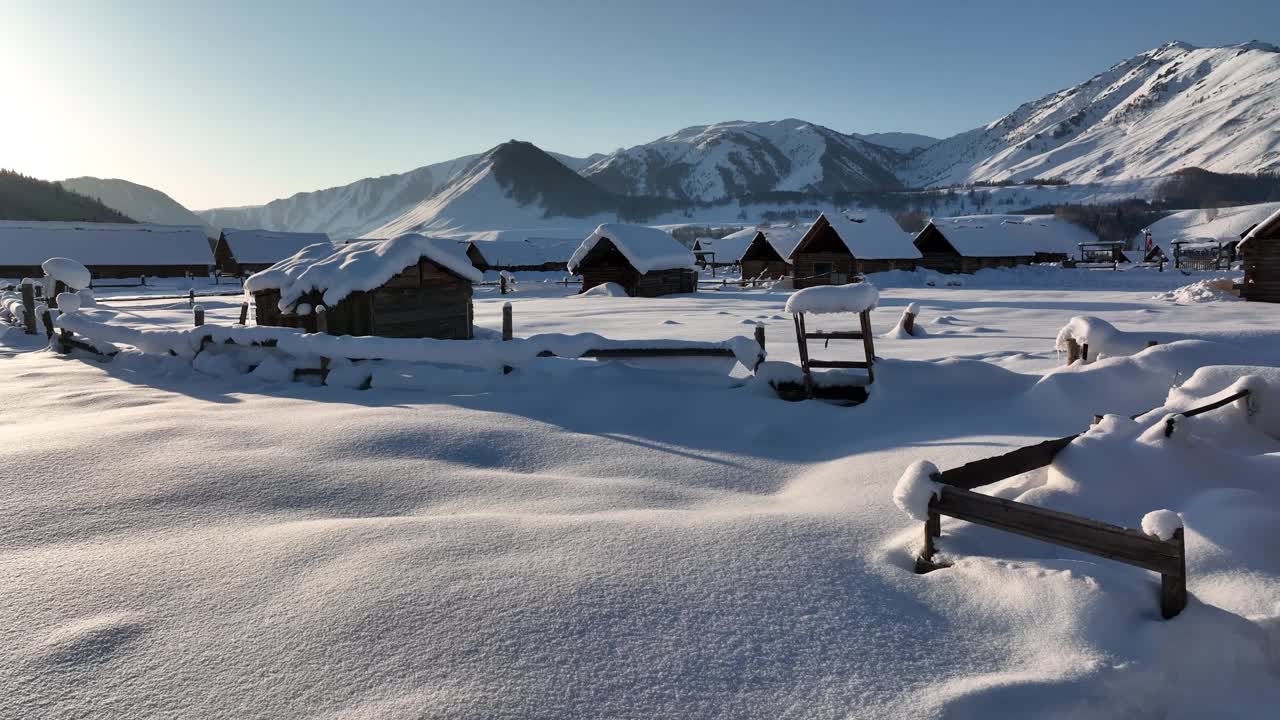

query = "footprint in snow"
(663, 320), (682, 325)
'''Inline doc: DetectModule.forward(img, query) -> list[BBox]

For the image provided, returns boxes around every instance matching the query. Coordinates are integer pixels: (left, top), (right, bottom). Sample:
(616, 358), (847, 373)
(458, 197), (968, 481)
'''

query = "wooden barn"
(244, 234), (482, 338)
(0, 221), (212, 279)
(788, 212), (919, 288)
(1239, 208), (1280, 302)
(914, 215), (1094, 273)
(691, 231), (756, 269)
(739, 226), (806, 280)
(568, 224), (697, 297)
(465, 237), (576, 272)
(214, 228), (332, 275)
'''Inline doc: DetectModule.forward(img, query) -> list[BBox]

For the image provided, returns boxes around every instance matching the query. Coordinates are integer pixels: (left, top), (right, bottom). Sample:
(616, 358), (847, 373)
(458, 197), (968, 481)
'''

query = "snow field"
(2, 271), (1278, 718)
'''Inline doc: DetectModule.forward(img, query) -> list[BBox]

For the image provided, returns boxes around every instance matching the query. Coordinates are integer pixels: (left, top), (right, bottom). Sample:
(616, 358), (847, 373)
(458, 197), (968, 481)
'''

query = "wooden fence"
(914, 387), (1252, 619)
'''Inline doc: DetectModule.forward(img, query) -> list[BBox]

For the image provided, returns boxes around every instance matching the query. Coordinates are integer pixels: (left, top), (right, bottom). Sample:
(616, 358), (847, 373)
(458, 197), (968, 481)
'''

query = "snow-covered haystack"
(41, 257), (91, 291)
(783, 282), (879, 315)
(1153, 277), (1242, 304)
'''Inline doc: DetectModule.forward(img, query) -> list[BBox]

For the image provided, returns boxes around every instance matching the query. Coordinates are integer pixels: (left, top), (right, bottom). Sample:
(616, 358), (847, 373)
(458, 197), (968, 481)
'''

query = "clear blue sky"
(2, 0), (1275, 209)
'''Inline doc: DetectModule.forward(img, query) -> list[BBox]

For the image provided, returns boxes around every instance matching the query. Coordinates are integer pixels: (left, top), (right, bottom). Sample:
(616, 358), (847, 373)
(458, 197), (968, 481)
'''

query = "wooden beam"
(804, 331), (865, 340)
(805, 359), (871, 369)
(935, 435), (1079, 490)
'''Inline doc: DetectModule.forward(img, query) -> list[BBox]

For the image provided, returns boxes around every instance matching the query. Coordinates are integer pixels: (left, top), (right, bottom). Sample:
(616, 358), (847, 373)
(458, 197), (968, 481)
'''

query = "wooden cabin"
(465, 238), (575, 272)
(0, 221), (212, 279)
(789, 212), (919, 289)
(914, 215), (1093, 273)
(739, 226), (805, 280)
(245, 235), (482, 338)
(568, 224), (697, 297)
(1239, 208), (1280, 302)
(214, 229), (332, 275)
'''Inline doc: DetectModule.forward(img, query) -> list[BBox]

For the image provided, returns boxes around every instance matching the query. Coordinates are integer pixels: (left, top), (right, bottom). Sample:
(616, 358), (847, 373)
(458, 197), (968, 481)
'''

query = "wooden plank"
(582, 347), (735, 358)
(805, 359), (871, 369)
(804, 331), (864, 340)
(931, 486), (1183, 576)
(936, 435), (1078, 490)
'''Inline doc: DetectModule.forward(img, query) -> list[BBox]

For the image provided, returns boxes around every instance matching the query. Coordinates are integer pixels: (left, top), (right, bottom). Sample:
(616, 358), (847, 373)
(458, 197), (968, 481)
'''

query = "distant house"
(0, 221), (212, 279)
(739, 226), (806, 280)
(568, 224), (697, 297)
(1077, 241), (1130, 264)
(691, 231), (757, 269)
(465, 237), (576, 272)
(214, 228), (332, 275)
(244, 234), (482, 338)
(914, 215), (1094, 273)
(1238, 208), (1280, 302)
(789, 212), (920, 288)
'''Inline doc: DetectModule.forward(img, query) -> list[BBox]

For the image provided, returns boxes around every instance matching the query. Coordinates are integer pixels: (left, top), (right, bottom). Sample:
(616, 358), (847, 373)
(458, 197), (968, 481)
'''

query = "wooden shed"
(789, 212), (919, 289)
(214, 229), (332, 275)
(567, 224), (697, 297)
(1239, 208), (1280, 302)
(914, 215), (1093, 273)
(739, 226), (805, 280)
(0, 221), (212, 279)
(244, 234), (482, 338)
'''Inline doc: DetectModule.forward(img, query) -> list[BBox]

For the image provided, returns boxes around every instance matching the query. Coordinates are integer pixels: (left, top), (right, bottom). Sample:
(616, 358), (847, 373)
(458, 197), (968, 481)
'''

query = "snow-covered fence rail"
(899, 386), (1255, 620)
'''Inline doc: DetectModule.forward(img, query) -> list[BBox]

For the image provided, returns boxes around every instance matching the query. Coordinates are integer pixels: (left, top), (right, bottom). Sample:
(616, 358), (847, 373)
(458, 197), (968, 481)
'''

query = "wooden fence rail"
(912, 387), (1252, 619)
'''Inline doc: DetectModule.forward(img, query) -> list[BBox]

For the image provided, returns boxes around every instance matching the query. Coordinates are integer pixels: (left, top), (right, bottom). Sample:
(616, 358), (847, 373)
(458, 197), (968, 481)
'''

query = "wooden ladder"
(793, 309), (876, 397)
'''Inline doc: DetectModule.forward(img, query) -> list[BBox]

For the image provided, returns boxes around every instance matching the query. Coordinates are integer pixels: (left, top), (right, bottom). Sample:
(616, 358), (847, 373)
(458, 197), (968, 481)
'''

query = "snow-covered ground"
(2, 267), (1277, 718)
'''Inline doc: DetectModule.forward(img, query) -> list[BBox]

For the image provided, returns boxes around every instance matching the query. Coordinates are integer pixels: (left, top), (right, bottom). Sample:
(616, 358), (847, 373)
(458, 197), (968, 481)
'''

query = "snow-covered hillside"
(59, 177), (213, 235)
(582, 119), (905, 201)
(907, 42), (1280, 187)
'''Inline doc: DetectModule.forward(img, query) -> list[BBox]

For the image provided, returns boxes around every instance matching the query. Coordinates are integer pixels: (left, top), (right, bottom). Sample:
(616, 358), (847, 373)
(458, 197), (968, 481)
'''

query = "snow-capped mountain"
(59, 177), (214, 234)
(581, 119), (905, 202)
(364, 141), (637, 240)
(905, 41), (1280, 187)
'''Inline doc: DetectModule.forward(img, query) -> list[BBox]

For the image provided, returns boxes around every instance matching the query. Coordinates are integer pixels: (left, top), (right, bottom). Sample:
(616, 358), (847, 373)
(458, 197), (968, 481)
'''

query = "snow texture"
(568, 224), (696, 274)
(41, 257), (92, 290)
(1141, 509), (1183, 540)
(0, 221), (211, 265)
(1154, 278), (1242, 304)
(55, 292), (81, 314)
(893, 460), (943, 522)
(784, 282), (879, 315)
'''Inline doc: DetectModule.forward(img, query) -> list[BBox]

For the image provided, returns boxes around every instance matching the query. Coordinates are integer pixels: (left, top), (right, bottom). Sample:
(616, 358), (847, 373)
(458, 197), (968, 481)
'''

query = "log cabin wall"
(634, 269), (697, 297)
(1242, 233), (1280, 303)
(793, 252), (856, 289)
(740, 259), (789, 279)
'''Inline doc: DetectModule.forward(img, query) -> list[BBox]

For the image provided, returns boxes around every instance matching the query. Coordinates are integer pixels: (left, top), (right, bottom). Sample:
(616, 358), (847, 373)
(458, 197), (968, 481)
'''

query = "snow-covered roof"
(757, 225), (807, 258)
(927, 215), (1095, 257)
(468, 238), (575, 267)
(1239, 207), (1280, 250)
(245, 234), (482, 311)
(796, 212), (922, 260)
(0, 221), (212, 266)
(694, 229), (757, 264)
(220, 228), (333, 264)
(568, 224), (695, 274)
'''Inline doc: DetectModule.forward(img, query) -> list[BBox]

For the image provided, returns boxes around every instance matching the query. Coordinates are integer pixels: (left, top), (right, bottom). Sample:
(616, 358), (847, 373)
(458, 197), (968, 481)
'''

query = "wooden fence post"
(902, 307), (916, 336)
(40, 308), (55, 340)
(1146, 340), (1157, 348)
(188, 289), (195, 307)
(1081, 343), (1089, 364)
(314, 305), (328, 335)
(500, 274), (508, 295)
(192, 304), (205, 327)
(1064, 337), (1080, 365)
(753, 324), (765, 353)
(1161, 528), (1187, 619)
(238, 301), (249, 326)
(502, 302), (513, 341)
(20, 282), (36, 335)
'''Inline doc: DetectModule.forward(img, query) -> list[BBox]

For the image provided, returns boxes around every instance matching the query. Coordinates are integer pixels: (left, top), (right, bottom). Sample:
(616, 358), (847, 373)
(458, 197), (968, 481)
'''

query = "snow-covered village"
(3, 3), (1280, 718)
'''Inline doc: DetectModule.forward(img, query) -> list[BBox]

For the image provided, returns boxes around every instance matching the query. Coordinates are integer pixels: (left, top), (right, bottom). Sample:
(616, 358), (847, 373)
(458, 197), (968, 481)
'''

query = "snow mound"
(579, 282), (628, 298)
(42, 257), (91, 290)
(55, 292), (81, 313)
(1154, 278), (1242, 304)
(893, 460), (942, 522)
(1141, 509), (1183, 540)
(784, 282), (879, 315)
(1054, 316), (1160, 359)
(568, 224), (695, 274)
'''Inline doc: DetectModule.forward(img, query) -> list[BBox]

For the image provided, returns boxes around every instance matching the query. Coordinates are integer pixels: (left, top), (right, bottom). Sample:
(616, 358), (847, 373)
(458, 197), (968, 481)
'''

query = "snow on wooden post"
(188, 289), (195, 308)
(1064, 337), (1080, 365)
(192, 304), (205, 327)
(1146, 340), (1158, 348)
(238, 302), (249, 326)
(20, 282), (36, 335)
(901, 306), (917, 336)
(502, 302), (513, 341)
(1161, 528), (1188, 619)
(500, 274), (507, 295)
(314, 305), (328, 335)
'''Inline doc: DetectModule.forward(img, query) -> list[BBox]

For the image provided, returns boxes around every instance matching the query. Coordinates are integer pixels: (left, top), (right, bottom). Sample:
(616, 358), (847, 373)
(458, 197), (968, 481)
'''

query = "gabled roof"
(0, 221), (212, 266)
(220, 228), (332, 264)
(568, 224), (695, 274)
(792, 212), (921, 260)
(923, 215), (1095, 257)
(245, 234), (482, 311)
(695, 229), (758, 264)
